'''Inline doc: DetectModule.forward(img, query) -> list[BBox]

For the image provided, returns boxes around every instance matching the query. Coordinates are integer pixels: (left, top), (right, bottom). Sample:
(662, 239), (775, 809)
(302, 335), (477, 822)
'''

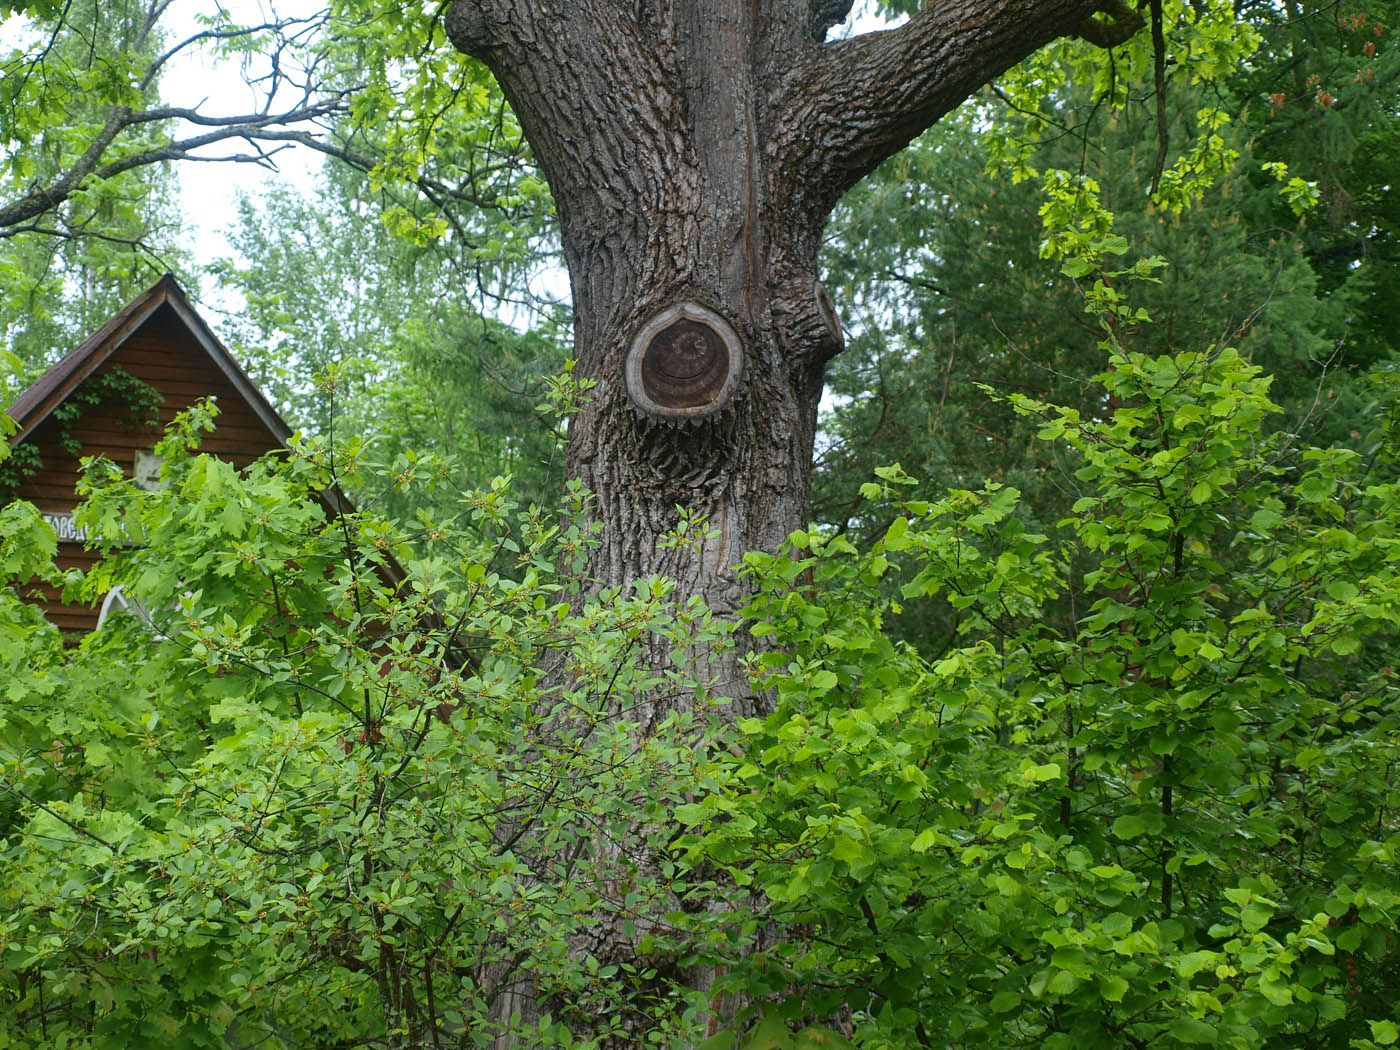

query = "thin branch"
(140, 13), (331, 91)
(0, 3), (361, 236)
(1148, 0), (1169, 194)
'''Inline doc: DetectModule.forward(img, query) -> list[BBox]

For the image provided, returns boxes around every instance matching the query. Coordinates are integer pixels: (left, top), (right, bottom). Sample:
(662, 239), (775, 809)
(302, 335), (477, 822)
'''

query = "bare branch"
(0, 86), (365, 233)
(0, 4), (358, 238)
(140, 13), (331, 91)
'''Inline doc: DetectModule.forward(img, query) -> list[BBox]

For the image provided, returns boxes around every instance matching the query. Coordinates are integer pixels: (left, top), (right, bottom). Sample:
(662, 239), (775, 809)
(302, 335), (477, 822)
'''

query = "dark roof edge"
(8, 276), (172, 442)
(6, 274), (292, 448)
(155, 276), (293, 446)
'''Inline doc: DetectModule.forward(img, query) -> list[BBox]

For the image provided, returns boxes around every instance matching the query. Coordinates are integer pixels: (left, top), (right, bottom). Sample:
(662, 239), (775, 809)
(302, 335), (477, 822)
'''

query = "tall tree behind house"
(0, 0), (191, 386)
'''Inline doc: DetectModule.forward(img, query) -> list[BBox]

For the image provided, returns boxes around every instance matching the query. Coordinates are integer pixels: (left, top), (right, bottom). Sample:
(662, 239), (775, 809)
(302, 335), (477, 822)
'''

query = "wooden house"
(3, 275), (304, 633)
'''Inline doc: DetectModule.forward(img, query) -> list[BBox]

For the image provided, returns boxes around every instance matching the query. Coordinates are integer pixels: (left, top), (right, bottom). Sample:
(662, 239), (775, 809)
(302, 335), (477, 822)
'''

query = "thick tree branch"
(1076, 0), (1146, 47)
(443, 0), (677, 210)
(769, 0), (1140, 224)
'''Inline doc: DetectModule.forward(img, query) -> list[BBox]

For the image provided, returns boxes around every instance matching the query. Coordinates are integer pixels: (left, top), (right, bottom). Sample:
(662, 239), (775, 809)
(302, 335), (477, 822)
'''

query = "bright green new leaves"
(213, 171), (567, 520)
(679, 344), (1400, 1048)
(329, 0), (545, 253)
(0, 398), (724, 1047)
(987, 0), (1260, 213)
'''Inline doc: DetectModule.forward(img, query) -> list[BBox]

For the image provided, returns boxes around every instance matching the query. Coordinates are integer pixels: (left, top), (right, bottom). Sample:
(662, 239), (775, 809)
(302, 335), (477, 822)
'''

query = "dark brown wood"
(5, 277), (297, 634)
(640, 321), (731, 408)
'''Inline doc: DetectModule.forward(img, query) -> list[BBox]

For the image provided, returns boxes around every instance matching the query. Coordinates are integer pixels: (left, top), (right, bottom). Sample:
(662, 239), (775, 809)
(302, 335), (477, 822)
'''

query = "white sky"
(0, 2), (327, 306)
(159, 1), (325, 300)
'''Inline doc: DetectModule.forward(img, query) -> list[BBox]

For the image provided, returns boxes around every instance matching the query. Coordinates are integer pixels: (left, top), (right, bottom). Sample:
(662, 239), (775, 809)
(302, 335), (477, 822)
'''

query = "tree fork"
(443, 0), (1141, 1036)
(443, 0), (1131, 617)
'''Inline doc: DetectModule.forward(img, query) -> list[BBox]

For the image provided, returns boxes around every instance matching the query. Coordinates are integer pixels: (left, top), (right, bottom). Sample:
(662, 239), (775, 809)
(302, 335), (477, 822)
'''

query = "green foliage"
(985, 0), (1261, 204)
(328, 0), (536, 248)
(3, 1), (1397, 1046)
(818, 0), (1398, 561)
(816, 101), (1339, 551)
(814, 0), (1392, 622)
(0, 392), (725, 1046)
(681, 342), (1400, 1048)
(0, 366), (162, 500)
(210, 169), (567, 521)
(0, 0), (192, 372)
(1232, 0), (1400, 368)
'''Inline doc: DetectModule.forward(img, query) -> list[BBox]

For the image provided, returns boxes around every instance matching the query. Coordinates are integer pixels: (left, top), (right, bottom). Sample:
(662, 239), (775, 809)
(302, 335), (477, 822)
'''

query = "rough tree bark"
(442, 0), (1140, 1038)
(445, 0), (1137, 709)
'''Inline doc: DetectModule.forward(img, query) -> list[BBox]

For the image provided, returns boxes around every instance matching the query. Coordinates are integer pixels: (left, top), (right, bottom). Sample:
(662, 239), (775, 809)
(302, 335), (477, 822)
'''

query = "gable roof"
(4, 275), (449, 645)
(7, 273), (290, 447)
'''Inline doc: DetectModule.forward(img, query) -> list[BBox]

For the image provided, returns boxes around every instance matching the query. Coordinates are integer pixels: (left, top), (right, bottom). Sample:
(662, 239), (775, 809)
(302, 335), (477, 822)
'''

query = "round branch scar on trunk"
(625, 302), (745, 424)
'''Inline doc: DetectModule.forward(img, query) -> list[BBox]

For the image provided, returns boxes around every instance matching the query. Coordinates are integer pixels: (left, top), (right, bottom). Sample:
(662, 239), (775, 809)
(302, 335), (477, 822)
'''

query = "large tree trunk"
(443, 0), (1138, 1038)
(445, 1), (1124, 646)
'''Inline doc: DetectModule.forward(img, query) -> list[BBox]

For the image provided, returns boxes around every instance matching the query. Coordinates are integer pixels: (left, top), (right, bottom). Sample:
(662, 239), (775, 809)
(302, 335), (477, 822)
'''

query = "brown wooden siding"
(9, 305), (287, 635)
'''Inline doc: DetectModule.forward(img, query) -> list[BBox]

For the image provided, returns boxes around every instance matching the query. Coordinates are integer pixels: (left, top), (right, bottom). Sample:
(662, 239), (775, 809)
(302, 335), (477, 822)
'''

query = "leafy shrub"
(679, 345), (1400, 1049)
(0, 398), (725, 1048)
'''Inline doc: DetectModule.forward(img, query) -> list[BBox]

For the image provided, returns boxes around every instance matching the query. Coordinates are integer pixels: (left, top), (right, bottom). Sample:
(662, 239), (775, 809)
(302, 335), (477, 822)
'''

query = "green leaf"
(794, 1027), (856, 1050)
(1112, 814), (1149, 840)
(1325, 579), (1359, 603)
(911, 828), (943, 853)
(885, 515), (911, 550)
(1169, 1017), (1219, 1044)
(1047, 969), (1080, 995)
(674, 803), (709, 826)
(1099, 974), (1130, 1002)
(744, 1016), (794, 1050)
(1061, 256), (1094, 278)
(990, 990), (1022, 1013)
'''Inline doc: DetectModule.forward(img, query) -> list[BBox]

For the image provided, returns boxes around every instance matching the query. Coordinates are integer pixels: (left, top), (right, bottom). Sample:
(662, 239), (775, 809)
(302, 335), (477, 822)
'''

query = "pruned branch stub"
(625, 302), (745, 423)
